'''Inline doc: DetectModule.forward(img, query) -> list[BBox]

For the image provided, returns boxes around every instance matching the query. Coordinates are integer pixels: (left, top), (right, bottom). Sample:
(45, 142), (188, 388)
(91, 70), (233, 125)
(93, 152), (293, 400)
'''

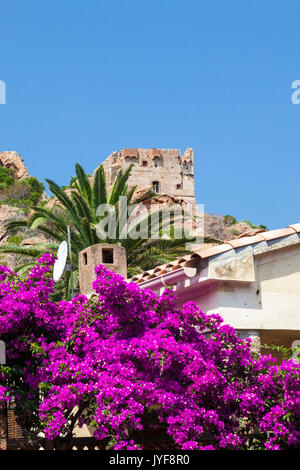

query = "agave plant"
(1, 163), (200, 298)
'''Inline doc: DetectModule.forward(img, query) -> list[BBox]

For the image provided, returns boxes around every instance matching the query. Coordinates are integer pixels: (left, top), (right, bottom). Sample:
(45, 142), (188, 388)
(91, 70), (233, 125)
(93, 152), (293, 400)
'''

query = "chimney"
(78, 244), (127, 295)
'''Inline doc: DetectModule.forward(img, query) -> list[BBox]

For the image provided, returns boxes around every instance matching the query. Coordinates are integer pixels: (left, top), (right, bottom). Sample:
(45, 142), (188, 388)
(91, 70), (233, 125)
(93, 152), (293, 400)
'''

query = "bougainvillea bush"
(0, 254), (299, 450)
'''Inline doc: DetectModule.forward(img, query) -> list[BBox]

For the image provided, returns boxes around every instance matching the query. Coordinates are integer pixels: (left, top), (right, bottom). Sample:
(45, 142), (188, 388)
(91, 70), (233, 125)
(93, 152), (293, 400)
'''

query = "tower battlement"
(95, 147), (196, 209)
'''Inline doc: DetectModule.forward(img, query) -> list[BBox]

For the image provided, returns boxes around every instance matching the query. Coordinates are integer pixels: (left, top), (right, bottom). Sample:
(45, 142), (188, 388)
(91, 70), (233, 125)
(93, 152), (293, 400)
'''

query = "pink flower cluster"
(0, 256), (299, 450)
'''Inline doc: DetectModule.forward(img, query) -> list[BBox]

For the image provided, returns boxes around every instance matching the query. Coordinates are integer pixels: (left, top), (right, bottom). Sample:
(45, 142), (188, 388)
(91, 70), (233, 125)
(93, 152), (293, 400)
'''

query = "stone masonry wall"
(94, 147), (196, 211)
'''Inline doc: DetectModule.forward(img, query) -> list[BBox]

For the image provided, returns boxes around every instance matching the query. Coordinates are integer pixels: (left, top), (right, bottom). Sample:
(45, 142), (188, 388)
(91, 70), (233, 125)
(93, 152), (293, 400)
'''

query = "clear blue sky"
(0, 0), (299, 229)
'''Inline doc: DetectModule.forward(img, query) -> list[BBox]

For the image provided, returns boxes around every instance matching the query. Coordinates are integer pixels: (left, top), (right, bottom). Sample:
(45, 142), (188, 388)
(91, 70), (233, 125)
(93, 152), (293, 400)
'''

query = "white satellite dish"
(53, 241), (68, 282)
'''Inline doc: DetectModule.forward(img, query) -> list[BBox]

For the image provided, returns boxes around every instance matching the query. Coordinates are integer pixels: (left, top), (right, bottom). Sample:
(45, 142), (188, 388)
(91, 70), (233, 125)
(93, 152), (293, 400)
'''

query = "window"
(176, 184), (182, 190)
(153, 156), (162, 168)
(182, 161), (190, 172)
(142, 161), (148, 167)
(152, 181), (159, 193)
(102, 248), (114, 264)
(125, 156), (136, 167)
(83, 252), (88, 265)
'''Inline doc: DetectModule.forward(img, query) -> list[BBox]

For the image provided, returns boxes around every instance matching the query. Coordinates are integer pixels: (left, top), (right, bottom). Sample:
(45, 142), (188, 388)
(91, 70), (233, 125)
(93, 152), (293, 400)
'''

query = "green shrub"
(7, 235), (23, 244)
(22, 177), (45, 205)
(223, 214), (237, 226)
(0, 176), (45, 208)
(242, 219), (253, 227)
(241, 219), (268, 230)
(0, 167), (14, 189)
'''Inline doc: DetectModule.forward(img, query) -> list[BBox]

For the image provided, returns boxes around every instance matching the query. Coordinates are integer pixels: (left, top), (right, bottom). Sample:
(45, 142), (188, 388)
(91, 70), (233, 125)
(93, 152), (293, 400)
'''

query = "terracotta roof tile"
(190, 253), (201, 259)
(151, 148), (162, 158)
(128, 223), (300, 283)
(171, 265), (181, 271)
(197, 243), (233, 258)
(237, 228), (266, 238)
(178, 257), (189, 264)
(288, 223), (300, 233)
(154, 266), (163, 273)
(259, 227), (295, 241)
(122, 148), (139, 158)
(226, 234), (266, 249)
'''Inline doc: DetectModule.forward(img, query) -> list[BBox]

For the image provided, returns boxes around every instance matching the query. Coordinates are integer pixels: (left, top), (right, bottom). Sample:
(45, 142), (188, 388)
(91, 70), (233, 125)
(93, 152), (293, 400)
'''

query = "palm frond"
(14, 261), (38, 278)
(75, 163), (92, 205)
(4, 219), (28, 232)
(93, 165), (107, 208)
(108, 164), (133, 205)
(106, 168), (122, 205)
(45, 179), (84, 232)
(71, 191), (95, 224)
(0, 244), (45, 257)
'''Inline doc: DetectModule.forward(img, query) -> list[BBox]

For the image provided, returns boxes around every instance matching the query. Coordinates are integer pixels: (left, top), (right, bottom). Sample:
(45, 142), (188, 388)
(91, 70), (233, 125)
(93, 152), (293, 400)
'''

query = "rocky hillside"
(0, 151), (30, 179)
(0, 151), (267, 270)
(204, 213), (267, 242)
(0, 152), (48, 269)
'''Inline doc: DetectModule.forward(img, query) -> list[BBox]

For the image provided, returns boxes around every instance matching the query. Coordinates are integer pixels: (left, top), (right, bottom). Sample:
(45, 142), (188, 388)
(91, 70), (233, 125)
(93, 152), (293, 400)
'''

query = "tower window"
(153, 156), (162, 168)
(102, 248), (114, 264)
(83, 252), (88, 265)
(152, 181), (160, 193)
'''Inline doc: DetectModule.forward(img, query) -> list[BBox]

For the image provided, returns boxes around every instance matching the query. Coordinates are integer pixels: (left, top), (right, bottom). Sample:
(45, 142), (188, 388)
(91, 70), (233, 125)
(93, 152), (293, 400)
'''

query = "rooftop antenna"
(53, 226), (74, 298)
(0, 340), (5, 365)
(67, 225), (74, 298)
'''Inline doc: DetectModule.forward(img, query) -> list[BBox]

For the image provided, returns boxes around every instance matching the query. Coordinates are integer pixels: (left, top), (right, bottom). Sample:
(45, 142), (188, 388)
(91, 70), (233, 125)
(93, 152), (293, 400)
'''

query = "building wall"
(78, 244), (127, 295)
(96, 147), (196, 210)
(142, 243), (300, 352)
(201, 244), (300, 331)
(260, 329), (300, 360)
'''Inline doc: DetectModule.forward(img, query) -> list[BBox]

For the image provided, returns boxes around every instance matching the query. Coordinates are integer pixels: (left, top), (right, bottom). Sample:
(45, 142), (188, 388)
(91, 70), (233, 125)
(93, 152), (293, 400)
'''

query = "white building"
(130, 224), (300, 356)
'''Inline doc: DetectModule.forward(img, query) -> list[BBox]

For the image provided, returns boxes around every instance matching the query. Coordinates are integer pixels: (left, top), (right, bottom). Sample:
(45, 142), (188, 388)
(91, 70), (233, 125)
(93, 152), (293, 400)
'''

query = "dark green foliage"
(7, 235), (23, 244)
(22, 177), (45, 205)
(242, 219), (268, 230)
(224, 214), (268, 231)
(0, 167), (14, 189)
(2, 163), (195, 298)
(0, 175), (44, 208)
(223, 214), (237, 226)
(262, 343), (300, 361)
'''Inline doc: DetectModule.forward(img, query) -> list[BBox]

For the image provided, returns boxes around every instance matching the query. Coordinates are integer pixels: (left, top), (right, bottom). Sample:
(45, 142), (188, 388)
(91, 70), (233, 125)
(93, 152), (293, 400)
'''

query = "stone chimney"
(78, 244), (127, 295)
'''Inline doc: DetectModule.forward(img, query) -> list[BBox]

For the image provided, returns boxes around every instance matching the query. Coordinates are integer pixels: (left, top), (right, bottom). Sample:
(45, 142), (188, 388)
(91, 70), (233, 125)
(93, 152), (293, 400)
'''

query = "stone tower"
(94, 147), (196, 211)
(78, 243), (127, 295)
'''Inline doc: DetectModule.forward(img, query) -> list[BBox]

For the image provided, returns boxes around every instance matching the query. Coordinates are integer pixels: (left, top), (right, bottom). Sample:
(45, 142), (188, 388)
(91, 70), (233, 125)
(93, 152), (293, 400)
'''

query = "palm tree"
(0, 163), (200, 298)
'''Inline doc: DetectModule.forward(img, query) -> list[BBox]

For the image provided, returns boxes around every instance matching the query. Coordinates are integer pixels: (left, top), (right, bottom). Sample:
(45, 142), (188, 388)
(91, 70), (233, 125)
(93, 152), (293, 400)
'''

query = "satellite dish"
(53, 241), (68, 282)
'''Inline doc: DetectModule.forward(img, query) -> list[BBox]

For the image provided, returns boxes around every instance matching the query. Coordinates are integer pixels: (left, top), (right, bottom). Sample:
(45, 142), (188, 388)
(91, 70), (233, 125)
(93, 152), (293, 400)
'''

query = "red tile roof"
(129, 224), (300, 284)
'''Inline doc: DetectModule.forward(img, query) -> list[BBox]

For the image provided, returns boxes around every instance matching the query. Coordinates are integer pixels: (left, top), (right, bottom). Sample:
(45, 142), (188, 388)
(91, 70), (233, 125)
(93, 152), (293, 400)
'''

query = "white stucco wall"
(193, 244), (300, 331)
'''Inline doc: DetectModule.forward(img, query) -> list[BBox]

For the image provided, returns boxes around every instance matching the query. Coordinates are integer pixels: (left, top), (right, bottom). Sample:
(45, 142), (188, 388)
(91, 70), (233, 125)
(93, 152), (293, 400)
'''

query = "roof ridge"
(129, 223), (300, 283)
